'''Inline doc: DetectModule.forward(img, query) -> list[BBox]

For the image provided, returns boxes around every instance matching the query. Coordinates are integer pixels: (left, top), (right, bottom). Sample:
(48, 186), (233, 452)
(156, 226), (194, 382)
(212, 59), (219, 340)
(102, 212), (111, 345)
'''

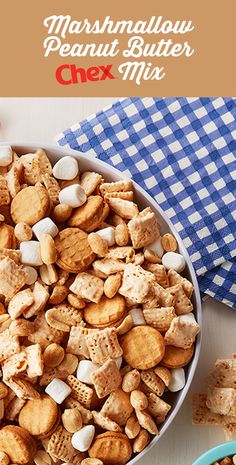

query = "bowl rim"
(192, 441), (236, 465)
(2, 142), (202, 465)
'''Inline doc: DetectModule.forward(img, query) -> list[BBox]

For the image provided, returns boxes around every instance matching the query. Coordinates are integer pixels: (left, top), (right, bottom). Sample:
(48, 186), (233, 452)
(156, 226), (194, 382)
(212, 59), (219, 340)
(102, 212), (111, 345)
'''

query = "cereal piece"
(88, 232), (108, 257)
(8, 377), (40, 400)
(104, 273), (122, 299)
(86, 327), (123, 365)
(52, 203), (72, 223)
(20, 149), (52, 185)
(42, 173), (60, 206)
(0, 176), (10, 206)
(122, 369), (141, 392)
(128, 208), (160, 248)
(106, 246), (134, 261)
(154, 366), (172, 387)
(9, 319), (34, 337)
(0, 381), (8, 399)
(67, 293), (86, 309)
(44, 344), (65, 368)
(116, 315), (134, 335)
(0, 451), (9, 465)
(105, 191), (134, 202)
(0, 257), (27, 301)
(66, 375), (94, 409)
(206, 387), (236, 416)
(93, 257), (125, 276)
(55, 228), (95, 273)
(168, 284), (193, 315)
(141, 370), (165, 397)
(80, 171), (103, 196)
(47, 426), (76, 462)
(101, 389), (133, 426)
(161, 345), (194, 369)
(45, 304), (83, 332)
(206, 358), (236, 389)
(2, 351), (28, 380)
(67, 326), (95, 358)
(28, 313), (63, 349)
(0, 224), (16, 249)
(119, 263), (155, 304)
(24, 281), (49, 318)
(8, 289), (34, 320)
(192, 393), (234, 425)
(143, 248), (162, 264)
(107, 197), (138, 220)
(100, 180), (133, 196)
(224, 423), (236, 441)
(144, 263), (169, 288)
(62, 408), (83, 433)
(92, 410), (122, 433)
(168, 368), (186, 392)
(0, 330), (20, 362)
(168, 269), (193, 298)
(133, 429), (150, 453)
(125, 414), (141, 439)
(84, 295), (126, 328)
(7, 161), (23, 199)
(40, 234), (57, 265)
(130, 390), (148, 411)
(14, 223), (32, 242)
(121, 326), (165, 370)
(49, 285), (69, 305)
(69, 196), (107, 232)
(11, 186), (50, 226)
(25, 344), (43, 377)
(164, 315), (200, 349)
(70, 272), (104, 304)
(88, 431), (132, 465)
(161, 233), (177, 252)
(115, 224), (130, 246)
(91, 360), (122, 398)
(0, 399), (4, 420)
(135, 409), (158, 435)
(72, 425), (95, 452)
(146, 392), (171, 421)
(0, 425), (36, 464)
(34, 450), (51, 465)
(162, 252), (186, 273)
(0, 314), (11, 333)
(39, 264), (58, 285)
(143, 307), (176, 332)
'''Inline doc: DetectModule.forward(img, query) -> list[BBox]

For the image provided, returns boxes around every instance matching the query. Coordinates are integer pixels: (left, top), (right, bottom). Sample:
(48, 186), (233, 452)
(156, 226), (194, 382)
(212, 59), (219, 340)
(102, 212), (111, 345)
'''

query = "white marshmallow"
(32, 217), (59, 241)
(0, 145), (13, 167)
(22, 265), (38, 285)
(162, 252), (186, 272)
(179, 313), (197, 324)
(45, 378), (71, 404)
(76, 360), (99, 385)
(96, 227), (115, 247)
(59, 184), (87, 208)
(128, 308), (146, 326)
(53, 156), (79, 180)
(20, 241), (43, 266)
(168, 368), (186, 392)
(72, 425), (95, 452)
(145, 237), (164, 258)
(115, 357), (123, 369)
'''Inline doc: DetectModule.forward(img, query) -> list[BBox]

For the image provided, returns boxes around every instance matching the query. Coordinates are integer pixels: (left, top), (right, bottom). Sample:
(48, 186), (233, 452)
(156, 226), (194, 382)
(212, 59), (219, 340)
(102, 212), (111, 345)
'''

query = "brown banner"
(0, 0), (235, 96)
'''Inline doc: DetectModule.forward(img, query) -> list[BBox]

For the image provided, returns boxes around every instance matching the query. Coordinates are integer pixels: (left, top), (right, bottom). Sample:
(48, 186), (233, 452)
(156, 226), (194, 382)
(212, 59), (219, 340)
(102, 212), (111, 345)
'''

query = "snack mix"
(0, 146), (200, 465)
(212, 456), (236, 465)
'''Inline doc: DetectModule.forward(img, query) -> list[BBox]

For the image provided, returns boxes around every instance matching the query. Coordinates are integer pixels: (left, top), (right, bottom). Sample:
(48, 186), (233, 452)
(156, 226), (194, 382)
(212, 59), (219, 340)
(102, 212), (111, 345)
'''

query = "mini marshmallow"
(32, 217), (59, 241)
(59, 184), (87, 208)
(96, 227), (115, 247)
(52, 156), (79, 180)
(128, 308), (146, 326)
(76, 360), (99, 385)
(115, 357), (123, 369)
(20, 241), (43, 266)
(72, 425), (95, 452)
(145, 237), (164, 258)
(0, 145), (13, 167)
(162, 252), (186, 272)
(45, 378), (71, 404)
(22, 265), (38, 285)
(179, 313), (197, 324)
(168, 368), (186, 392)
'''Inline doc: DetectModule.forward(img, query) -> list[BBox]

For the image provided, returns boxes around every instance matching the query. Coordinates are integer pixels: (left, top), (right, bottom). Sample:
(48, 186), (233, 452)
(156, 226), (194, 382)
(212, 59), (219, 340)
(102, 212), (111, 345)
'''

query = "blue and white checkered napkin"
(57, 97), (236, 310)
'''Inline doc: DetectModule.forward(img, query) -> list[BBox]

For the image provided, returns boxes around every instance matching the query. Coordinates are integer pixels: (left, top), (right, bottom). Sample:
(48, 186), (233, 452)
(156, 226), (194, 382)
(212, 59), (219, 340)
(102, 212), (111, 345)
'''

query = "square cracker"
(119, 263), (155, 304)
(70, 272), (104, 303)
(47, 426), (76, 463)
(2, 350), (27, 379)
(164, 316), (200, 349)
(86, 327), (123, 365)
(0, 329), (20, 362)
(8, 288), (34, 320)
(66, 326), (98, 359)
(0, 257), (27, 301)
(128, 207), (160, 248)
(192, 394), (236, 425)
(91, 360), (122, 398)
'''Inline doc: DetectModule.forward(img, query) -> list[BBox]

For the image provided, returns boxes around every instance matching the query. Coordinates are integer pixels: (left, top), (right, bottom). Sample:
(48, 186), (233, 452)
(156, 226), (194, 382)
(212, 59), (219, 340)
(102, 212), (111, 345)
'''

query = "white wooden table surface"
(0, 97), (235, 465)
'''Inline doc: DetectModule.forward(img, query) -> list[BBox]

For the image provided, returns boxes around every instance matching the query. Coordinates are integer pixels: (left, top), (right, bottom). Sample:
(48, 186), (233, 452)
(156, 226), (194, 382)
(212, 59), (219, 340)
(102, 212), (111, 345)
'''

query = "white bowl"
(3, 143), (202, 465)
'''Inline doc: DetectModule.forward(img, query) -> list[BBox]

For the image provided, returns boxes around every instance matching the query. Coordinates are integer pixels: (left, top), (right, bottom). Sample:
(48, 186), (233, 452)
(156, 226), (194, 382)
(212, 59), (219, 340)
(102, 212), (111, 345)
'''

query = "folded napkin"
(57, 97), (236, 310)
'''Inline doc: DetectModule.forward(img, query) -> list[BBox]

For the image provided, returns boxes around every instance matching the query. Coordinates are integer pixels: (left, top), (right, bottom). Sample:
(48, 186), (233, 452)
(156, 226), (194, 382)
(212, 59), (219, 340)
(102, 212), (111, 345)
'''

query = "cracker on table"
(206, 358), (236, 389)
(192, 394), (236, 425)
(206, 387), (236, 416)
